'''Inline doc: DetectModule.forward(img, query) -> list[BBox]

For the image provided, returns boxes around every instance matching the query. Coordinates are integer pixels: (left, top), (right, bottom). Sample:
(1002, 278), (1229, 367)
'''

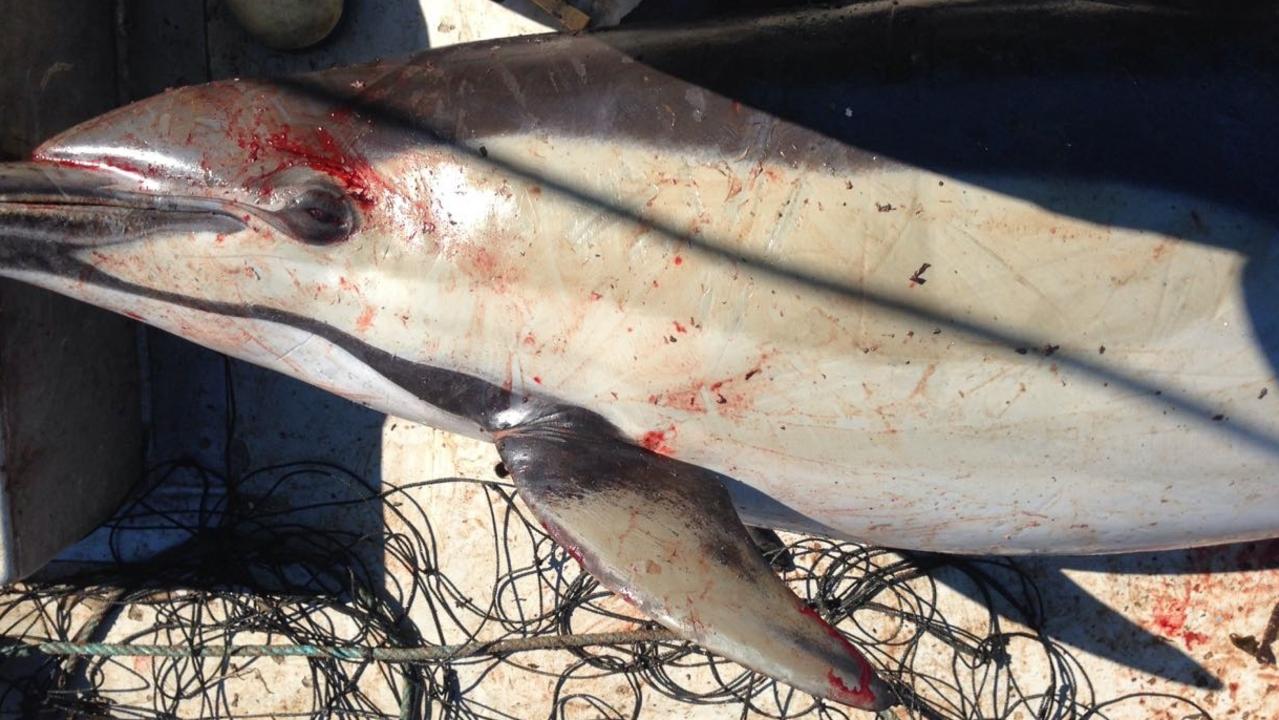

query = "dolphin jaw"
(0, 159), (267, 254)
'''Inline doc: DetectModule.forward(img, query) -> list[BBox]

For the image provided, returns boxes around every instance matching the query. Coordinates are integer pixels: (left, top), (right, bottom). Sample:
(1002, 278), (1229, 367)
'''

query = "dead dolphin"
(1, 0), (1278, 710)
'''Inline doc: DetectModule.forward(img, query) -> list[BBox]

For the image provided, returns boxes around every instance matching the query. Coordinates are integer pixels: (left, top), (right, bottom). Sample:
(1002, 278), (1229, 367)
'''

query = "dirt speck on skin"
(1260, 388), (1269, 400)
(909, 262), (931, 286)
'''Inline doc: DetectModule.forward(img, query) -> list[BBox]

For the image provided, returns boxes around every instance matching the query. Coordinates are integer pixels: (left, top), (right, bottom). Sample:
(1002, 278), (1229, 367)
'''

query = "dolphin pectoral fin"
(496, 424), (894, 711)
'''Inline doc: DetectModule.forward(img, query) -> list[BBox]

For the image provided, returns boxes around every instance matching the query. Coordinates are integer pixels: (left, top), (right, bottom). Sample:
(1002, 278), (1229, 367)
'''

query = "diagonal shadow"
(939, 539), (1279, 690)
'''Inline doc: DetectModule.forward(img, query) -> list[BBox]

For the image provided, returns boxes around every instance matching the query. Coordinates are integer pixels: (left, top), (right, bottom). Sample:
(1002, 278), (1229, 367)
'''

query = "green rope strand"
(0, 628), (678, 663)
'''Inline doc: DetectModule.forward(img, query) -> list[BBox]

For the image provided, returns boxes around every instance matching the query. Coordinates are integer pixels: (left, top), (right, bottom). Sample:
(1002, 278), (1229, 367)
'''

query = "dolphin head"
(0, 73), (491, 425)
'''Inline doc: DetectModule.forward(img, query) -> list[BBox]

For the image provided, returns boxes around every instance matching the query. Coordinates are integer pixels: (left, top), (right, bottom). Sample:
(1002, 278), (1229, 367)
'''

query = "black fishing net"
(0, 367), (1214, 720)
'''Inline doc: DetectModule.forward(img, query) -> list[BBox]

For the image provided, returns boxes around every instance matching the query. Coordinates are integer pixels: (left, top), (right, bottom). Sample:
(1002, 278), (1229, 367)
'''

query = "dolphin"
(1, 0), (1278, 710)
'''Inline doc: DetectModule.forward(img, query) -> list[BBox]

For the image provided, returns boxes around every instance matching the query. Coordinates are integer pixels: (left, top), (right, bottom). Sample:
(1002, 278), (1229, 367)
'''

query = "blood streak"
(265, 126), (379, 208)
(1148, 582), (1213, 650)
(1182, 630), (1209, 649)
(355, 306), (375, 332)
(640, 427), (676, 455)
(797, 605), (879, 707)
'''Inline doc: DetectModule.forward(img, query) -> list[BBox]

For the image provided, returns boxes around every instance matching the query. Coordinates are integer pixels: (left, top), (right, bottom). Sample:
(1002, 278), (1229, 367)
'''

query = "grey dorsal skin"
(1, 0), (1279, 712)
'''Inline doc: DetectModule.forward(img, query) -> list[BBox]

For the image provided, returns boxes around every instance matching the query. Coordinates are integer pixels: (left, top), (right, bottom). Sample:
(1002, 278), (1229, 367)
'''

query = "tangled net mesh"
(0, 373), (1211, 719)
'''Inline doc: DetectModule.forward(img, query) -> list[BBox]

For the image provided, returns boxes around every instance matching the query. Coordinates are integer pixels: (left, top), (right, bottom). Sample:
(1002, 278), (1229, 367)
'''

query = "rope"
(0, 628), (678, 663)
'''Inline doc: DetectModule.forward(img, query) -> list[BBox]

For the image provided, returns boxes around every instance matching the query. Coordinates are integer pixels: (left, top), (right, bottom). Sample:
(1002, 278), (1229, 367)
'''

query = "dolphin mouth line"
(0, 161), (249, 247)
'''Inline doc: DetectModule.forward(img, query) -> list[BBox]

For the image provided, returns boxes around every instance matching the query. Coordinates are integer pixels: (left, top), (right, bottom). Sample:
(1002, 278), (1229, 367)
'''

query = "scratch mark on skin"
(948, 221), (1070, 320)
(276, 333), (317, 362)
(994, 382), (1029, 418)
(761, 176), (805, 257)
(910, 363), (937, 398)
(962, 367), (1013, 397)
(496, 62), (529, 113)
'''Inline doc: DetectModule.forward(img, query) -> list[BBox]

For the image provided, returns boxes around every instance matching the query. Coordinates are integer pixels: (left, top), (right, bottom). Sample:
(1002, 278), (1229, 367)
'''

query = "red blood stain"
(673, 320), (688, 334)
(649, 363), (766, 417)
(640, 428), (676, 456)
(589, 291), (603, 301)
(797, 606), (879, 707)
(1152, 609), (1186, 637)
(827, 667), (877, 709)
(355, 306), (375, 332)
(265, 126), (379, 208)
(1149, 583), (1195, 646)
(455, 244), (520, 292)
(673, 255), (684, 266)
(1182, 630), (1209, 650)
(533, 376), (543, 385)
(467, 247), (498, 275)
(651, 382), (707, 413)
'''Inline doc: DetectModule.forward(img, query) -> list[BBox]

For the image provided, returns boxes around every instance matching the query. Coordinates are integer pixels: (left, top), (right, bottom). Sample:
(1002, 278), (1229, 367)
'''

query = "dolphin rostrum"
(2, 0), (1279, 710)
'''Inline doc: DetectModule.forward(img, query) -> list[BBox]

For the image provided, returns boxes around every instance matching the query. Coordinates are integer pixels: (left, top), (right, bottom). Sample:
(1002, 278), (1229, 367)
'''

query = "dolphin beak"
(0, 161), (245, 270)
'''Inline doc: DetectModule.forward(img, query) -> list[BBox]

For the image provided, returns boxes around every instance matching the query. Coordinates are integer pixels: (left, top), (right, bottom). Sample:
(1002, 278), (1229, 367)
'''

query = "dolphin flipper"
(495, 413), (894, 711)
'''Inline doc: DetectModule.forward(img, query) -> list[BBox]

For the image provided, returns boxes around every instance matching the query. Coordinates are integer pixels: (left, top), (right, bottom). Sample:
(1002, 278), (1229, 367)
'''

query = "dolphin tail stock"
(494, 411), (895, 711)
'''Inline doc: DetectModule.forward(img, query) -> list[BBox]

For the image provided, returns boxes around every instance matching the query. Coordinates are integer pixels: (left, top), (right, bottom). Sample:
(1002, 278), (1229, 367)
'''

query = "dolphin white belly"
(376, 139), (1279, 554)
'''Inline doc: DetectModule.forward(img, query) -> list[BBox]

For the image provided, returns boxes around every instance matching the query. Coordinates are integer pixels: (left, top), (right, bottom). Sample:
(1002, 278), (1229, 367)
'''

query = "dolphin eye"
(278, 186), (355, 245)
